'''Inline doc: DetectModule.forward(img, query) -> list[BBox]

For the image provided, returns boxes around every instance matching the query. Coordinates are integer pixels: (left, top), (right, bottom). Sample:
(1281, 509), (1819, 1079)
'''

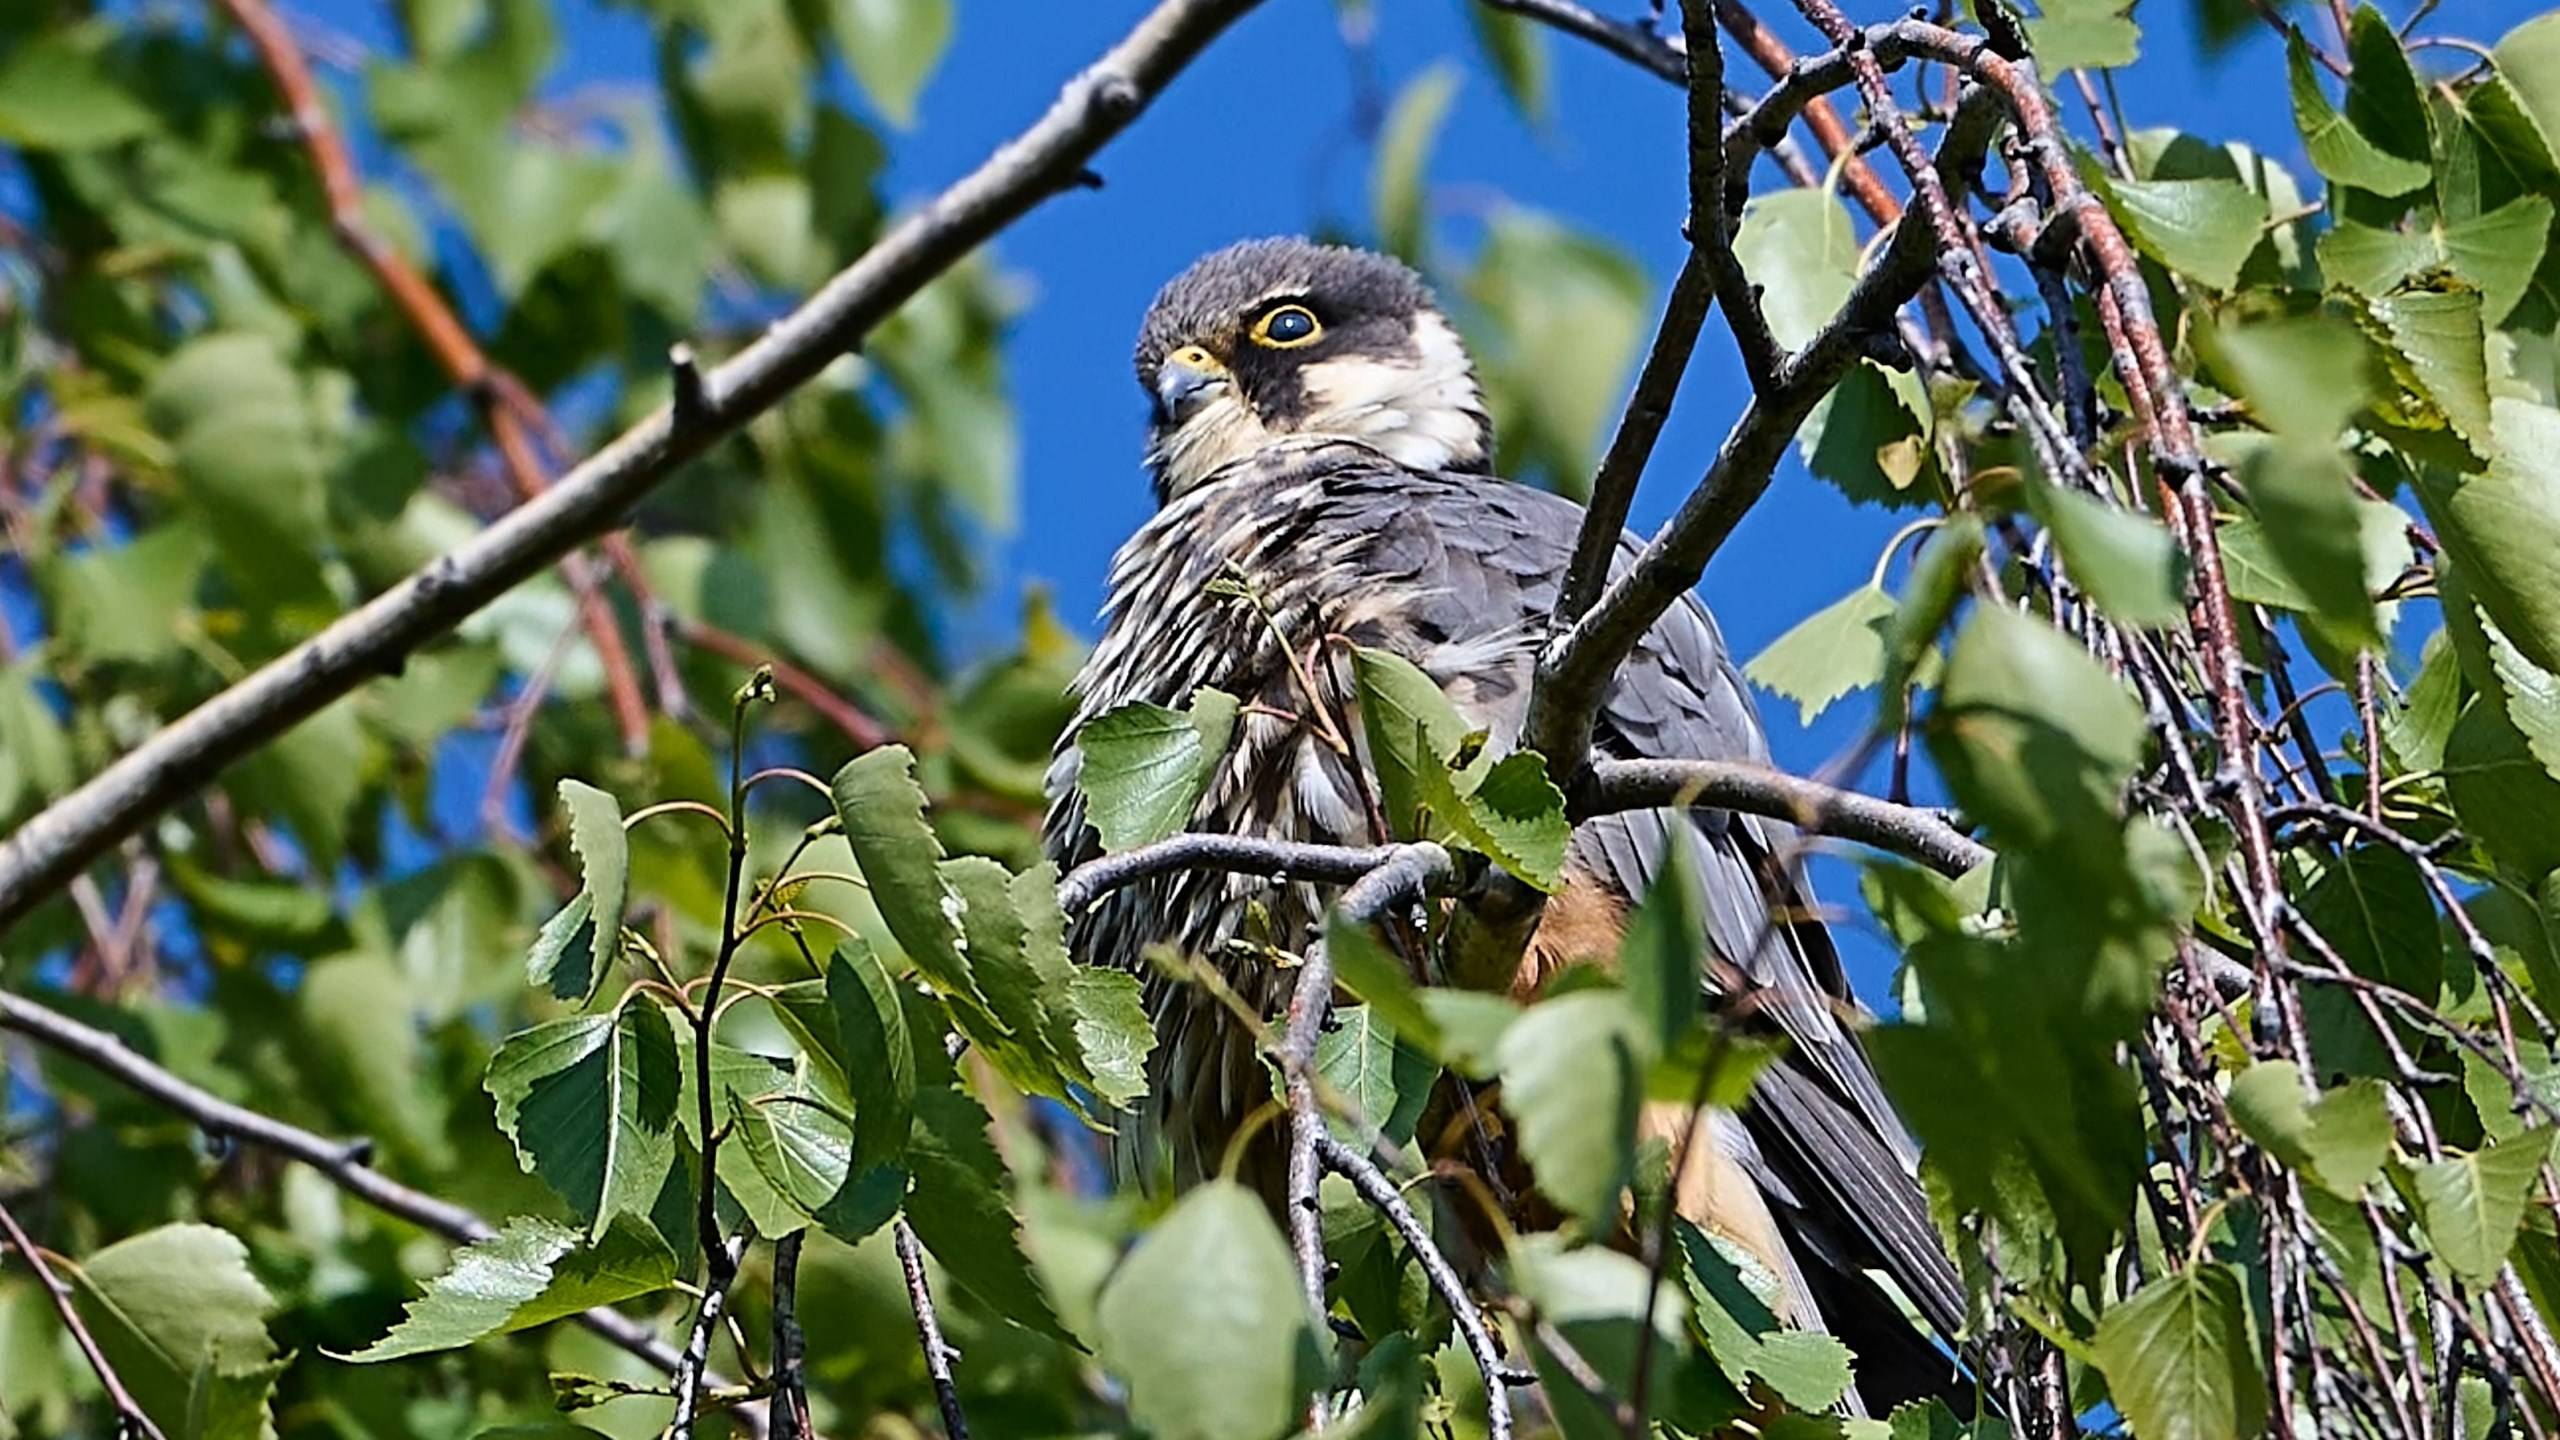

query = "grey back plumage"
(1044, 438), (1965, 1404)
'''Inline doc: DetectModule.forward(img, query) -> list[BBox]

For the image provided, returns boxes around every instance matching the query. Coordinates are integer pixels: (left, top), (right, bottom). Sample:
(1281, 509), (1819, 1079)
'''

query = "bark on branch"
(0, 0), (1267, 936)
(0, 990), (763, 1432)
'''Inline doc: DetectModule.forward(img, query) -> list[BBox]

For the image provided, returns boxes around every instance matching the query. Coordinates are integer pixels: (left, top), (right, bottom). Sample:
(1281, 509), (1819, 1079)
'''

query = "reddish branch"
(1710, 0), (1902, 225)
(681, 621), (893, 751)
(219, 1), (901, 761)
(214, 0), (652, 751)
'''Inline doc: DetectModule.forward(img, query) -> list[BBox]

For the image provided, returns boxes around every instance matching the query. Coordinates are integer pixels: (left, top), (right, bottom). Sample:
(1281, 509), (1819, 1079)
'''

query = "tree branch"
(0, 1196), (172, 1440)
(0, 989), (767, 1436)
(1055, 834), (1405, 917)
(1317, 1134), (1518, 1440)
(895, 1217), (972, 1440)
(1526, 42), (2004, 784)
(669, 1234), (748, 1440)
(1282, 844), (1456, 1319)
(1579, 758), (1988, 876)
(0, 0), (1268, 936)
(672, 679), (771, 1438)
(1711, 0), (1902, 225)
(1477, 0), (1685, 83)
(768, 1230), (812, 1440)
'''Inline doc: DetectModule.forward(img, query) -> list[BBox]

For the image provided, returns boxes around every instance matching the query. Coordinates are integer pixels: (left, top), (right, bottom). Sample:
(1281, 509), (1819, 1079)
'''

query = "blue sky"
(299, 0), (2542, 992)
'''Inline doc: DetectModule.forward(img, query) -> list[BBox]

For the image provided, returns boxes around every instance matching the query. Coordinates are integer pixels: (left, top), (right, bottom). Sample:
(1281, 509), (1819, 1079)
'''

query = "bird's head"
(1134, 238), (1491, 501)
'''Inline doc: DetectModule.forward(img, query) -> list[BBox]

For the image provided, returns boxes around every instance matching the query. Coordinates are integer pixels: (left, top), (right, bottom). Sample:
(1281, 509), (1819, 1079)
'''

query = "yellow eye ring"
(1249, 303), (1322, 348)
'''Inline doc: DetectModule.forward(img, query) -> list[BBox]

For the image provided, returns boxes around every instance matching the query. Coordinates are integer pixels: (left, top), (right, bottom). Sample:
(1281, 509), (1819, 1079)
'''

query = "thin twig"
(1056, 834), (1404, 916)
(681, 620), (893, 751)
(1282, 845), (1457, 1317)
(896, 1218), (972, 1440)
(0, 0), (1271, 934)
(0, 1197), (172, 1440)
(1477, 0), (1685, 82)
(769, 1230), (812, 1440)
(670, 1235), (749, 1440)
(1317, 1134), (1518, 1440)
(1578, 757), (1989, 875)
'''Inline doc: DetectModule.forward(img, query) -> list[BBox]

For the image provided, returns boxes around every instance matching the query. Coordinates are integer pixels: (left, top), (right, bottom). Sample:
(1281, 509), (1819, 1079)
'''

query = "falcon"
(1044, 238), (1968, 1414)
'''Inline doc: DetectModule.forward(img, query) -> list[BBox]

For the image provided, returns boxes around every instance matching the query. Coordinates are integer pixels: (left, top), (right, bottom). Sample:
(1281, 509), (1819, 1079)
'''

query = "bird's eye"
(1250, 303), (1322, 348)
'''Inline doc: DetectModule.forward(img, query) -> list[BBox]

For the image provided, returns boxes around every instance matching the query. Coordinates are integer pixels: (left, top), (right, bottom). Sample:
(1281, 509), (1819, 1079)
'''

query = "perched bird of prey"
(1044, 238), (1967, 1414)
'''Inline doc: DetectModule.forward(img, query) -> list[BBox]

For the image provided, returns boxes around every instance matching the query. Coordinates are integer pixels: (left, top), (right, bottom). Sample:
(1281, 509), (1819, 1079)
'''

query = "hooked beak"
(1154, 346), (1230, 426)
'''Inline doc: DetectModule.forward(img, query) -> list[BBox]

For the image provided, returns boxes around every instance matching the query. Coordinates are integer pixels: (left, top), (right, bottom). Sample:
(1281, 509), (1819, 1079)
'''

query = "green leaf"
(1420, 989), (1522, 1079)
(2240, 438), (2389, 649)
(907, 1086), (1072, 1342)
(1804, 359), (1936, 510)
(1735, 189), (1856, 351)
(66, 1224), (280, 1440)
(1466, 5), (1549, 121)
(2027, 482), (2189, 628)
(2225, 1062), (2392, 1198)
(549, 778), (629, 1003)
(2486, 612), (2560, 784)
(0, 28), (157, 149)
(2411, 1131), (2559, 1284)
(2091, 1264), (2267, 1440)
(1074, 690), (1240, 853)
(938, 855), (1074, 1095)
(298, 952), (448, 1169)
(2335, 6), (2433, 185)
(1926, 605), (2147, 857)
(2416, 399), (2560, 677)
(2303, 844), (2443, 1002)
(147, 332), (330, 609)
(1415, 748), (1570, 893)
(2321, 201), (2556, 323)
(2387, 632), (2464, 772)
(2215, 497), (2411, 629)
(2367, 286), (2494, 456)
(1882, 517), (1983, 724)
(2498, 14), (2560, 158)
(1496, 991), (1644, 1227)
(1068, 967), (1155, 1108)
(2447, 698), (2560, 877)
(831, 0), (952, 128)
(1620, 830), (1703, 1056)
(828, 938), (916, 1171)
(40, 525), (207, 665)
(831, 746), (988, 1013)
(2098, 172), (2272, 290)
(1326, 909), (1438, 1046)
(526, 892), (594, 999)
(341, 1215), (677, 1362)
(485, 1002), (682, 1239)
(731, 1079), (904, 1245)
(1314, 1004), (1435, 1150)
(1467, 214), (1650, 492)
(1509, 1236), (1730, 1436)
(2025, 0), (2139, 73)
(1373, 62), (1460, 264)
(1676, 1219), (1854, 1412)
(2206, 313), (2373, 442)
(1744, 584), (1897, 725)
(2288, 33), (2429, 196)
(1095, 1182), (1326, 1440)
(1352, 645), (1470, 841)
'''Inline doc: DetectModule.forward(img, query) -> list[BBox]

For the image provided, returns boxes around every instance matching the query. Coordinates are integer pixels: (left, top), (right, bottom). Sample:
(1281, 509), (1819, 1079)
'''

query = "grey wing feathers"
(1378, 466), (1964, 1340)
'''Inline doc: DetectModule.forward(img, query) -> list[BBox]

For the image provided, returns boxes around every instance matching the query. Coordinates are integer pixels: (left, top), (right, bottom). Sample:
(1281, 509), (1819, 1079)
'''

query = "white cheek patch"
(1297, 311), (1486, 472)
